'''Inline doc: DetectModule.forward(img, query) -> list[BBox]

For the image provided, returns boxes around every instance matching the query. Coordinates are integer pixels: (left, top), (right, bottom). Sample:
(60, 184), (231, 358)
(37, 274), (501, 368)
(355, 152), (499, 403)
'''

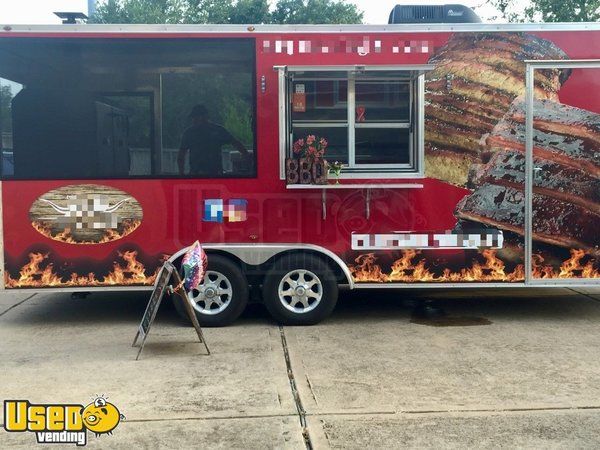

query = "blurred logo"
(203, 199), (247, 223)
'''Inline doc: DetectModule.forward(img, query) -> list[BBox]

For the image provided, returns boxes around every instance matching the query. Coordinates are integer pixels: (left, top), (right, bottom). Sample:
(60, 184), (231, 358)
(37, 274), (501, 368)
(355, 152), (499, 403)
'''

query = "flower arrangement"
(293, 135), (328, 162)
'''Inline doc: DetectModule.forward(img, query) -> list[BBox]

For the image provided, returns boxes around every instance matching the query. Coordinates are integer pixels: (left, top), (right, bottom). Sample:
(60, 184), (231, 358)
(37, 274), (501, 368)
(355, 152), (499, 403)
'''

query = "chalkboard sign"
(132, 261), (175, 360)
(132, 260), (210, 360)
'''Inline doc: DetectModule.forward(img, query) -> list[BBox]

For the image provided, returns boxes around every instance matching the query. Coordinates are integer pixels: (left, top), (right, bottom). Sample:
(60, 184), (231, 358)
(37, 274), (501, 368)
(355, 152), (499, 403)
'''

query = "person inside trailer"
(178, 104), (250, 176)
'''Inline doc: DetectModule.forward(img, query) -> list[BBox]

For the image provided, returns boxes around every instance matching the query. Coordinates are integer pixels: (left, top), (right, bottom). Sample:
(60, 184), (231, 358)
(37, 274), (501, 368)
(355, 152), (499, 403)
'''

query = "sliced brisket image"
(425, 33), (570, 186)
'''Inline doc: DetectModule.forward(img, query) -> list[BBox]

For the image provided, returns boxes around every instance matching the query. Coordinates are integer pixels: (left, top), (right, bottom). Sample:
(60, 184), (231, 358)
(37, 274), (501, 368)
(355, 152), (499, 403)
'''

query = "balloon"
(181, 241), (207, 291)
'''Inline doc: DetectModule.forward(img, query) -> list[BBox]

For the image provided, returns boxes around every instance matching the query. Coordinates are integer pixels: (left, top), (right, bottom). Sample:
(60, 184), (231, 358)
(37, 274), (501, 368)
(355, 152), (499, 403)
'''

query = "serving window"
(281, 67), (427, 178)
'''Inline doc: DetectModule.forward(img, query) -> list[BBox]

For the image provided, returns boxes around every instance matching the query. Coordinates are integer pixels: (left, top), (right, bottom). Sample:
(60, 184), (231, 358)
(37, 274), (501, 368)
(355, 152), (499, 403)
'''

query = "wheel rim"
(188, 270), (233, 315)
(278, 269), (323, 314)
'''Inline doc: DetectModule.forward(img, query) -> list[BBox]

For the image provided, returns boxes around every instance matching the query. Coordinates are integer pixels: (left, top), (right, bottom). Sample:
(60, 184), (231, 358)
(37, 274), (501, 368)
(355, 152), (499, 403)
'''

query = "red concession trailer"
(1, 5), (599, 325)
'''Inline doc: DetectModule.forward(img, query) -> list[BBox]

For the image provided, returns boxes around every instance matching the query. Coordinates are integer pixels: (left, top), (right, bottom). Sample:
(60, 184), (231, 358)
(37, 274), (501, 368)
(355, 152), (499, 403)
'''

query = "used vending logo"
(3, 395), (125, 446)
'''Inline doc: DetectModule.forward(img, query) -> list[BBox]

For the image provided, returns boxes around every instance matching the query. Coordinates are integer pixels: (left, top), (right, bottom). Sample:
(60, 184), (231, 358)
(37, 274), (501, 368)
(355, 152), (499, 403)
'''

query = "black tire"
(173, 255), (249, 327)
(262, 254), (338, 325)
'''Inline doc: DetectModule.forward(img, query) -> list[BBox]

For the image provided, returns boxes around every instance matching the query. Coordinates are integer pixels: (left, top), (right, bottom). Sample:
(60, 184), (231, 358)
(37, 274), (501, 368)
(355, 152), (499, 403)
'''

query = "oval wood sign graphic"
(29, 184), (143, 244)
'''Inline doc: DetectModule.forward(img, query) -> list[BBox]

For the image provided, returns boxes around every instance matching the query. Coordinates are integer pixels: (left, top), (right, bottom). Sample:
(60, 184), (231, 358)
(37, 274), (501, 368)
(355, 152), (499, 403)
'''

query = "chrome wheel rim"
(278, 269), (322, 314)
(189, 270), (233, 315)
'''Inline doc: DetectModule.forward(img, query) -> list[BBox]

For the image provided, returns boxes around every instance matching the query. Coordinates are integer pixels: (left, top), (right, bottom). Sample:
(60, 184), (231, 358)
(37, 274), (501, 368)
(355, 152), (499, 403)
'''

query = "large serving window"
(0, 38), (256, 180)
(279, 66), (428, 178)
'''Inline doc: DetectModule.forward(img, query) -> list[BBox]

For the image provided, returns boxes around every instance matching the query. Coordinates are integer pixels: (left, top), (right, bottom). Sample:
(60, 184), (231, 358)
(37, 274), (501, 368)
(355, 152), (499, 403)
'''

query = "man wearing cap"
(178, 105), (251, 176)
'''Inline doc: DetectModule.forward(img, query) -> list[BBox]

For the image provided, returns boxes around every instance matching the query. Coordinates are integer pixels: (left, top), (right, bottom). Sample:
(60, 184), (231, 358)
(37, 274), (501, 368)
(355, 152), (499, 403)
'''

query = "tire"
(262, 254), (338, 325)
(173, 255), (249, 327)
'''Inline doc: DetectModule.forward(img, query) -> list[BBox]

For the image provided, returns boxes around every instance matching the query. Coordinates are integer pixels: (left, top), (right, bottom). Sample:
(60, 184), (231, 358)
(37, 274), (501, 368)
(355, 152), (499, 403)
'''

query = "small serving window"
(279, 66), (429, 178)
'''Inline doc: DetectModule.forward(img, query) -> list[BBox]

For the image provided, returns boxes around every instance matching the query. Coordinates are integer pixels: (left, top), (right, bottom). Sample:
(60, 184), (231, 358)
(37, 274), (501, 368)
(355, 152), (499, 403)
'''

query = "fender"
(168, 243), (354, 288)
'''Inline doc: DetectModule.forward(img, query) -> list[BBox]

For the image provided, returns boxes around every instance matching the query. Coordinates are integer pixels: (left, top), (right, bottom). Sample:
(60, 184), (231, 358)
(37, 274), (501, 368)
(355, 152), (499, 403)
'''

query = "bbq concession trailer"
(1, 5), (599, 325)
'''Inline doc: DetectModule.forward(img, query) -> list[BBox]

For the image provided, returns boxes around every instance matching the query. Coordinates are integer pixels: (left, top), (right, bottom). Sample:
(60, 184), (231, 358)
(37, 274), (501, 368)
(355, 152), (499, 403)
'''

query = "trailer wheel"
(173, 255), (249, 327)
(262, 254), (338, 325)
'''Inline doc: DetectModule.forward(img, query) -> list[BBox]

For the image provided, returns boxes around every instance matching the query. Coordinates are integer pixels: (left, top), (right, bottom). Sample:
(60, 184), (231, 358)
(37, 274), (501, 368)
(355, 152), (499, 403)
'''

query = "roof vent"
(388, 4), (481, 24)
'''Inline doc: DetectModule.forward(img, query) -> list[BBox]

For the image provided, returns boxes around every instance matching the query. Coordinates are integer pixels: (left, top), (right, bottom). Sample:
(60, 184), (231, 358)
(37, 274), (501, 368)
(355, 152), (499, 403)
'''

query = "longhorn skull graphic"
(41, 196), (131, 230)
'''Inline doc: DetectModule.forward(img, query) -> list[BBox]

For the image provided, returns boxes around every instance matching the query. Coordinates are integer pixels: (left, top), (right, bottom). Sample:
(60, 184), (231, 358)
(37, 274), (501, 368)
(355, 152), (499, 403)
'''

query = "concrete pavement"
(1, 287), (600, 448)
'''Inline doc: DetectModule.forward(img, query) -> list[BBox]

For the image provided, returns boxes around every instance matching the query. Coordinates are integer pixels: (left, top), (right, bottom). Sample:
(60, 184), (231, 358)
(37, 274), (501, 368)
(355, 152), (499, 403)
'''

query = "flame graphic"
(32, 219), (141, 244)
(350, 249), (600, 282)
(5, 250), (162, 288)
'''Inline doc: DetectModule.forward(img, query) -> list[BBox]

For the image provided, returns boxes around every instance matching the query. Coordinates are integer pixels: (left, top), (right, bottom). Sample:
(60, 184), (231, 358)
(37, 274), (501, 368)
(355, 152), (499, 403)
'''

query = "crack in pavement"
(279, 325), (313, 450)
(94, 413), (299, 424)
(568, 288), (600, 304)
(0, 293), (37, 317)
(3, 405), (600, 429)
(306, 405), (600, 417)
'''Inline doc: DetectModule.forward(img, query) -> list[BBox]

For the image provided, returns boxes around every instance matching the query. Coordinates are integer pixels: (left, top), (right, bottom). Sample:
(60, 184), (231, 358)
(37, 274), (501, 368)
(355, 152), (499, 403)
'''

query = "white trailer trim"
(2, 23), (600, 34)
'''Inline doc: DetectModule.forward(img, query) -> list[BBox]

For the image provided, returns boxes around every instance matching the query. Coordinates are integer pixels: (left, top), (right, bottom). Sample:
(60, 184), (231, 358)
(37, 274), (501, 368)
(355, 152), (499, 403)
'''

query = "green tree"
(91, 0), (229, 24)
(0, 85), (13, 135)
(270, 0), (363, 24)
(90, 0), (363, 24)
(228, 0), (270, 24)
(487, 0), (600, 22)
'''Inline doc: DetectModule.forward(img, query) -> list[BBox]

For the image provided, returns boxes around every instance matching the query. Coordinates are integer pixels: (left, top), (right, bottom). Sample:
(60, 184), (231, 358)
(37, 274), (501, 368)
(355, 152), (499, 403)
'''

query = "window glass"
(0, 38), (255, 180)
(355, 81), (410, 123)
(96, 94), (153, 176)
(291, 80), (348, 122)
(162, 72), (254, 177)
(292, 126), (348, 164)
(0, 78), (22, 176)
(355, 128), (411, 165)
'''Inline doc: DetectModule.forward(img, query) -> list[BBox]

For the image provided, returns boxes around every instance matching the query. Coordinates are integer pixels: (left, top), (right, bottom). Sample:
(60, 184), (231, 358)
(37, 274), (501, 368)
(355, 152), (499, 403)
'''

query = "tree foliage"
(487, 0), (600, 22)
(270, 0), (363, 24)
(90, 0), (363, 24)
(1, 85), (13, 135)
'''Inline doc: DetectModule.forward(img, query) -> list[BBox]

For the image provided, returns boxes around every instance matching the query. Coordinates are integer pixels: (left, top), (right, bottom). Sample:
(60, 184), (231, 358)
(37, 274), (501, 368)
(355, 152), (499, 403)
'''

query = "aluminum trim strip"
(0, 181), (4, 290)
(525, 59), (600, 285)
(3, 286), (154, 293)
(352, 282), (600, 289)
(525, 64), (534, 284)
(2, 23), (600, 34)
(278, 67), (287, 180)
(524, 59), (600, 68)
(285, 183), (423, 189)
(284, 65), (436, 72)
(348, 74), (356, 167)
(417, 73), (425, 176)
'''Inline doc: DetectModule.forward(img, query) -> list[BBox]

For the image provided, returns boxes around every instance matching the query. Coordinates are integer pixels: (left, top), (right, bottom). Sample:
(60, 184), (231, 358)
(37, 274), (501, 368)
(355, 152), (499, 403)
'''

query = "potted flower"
(293, 135), (327, 162)
(327, 160), (344, 184)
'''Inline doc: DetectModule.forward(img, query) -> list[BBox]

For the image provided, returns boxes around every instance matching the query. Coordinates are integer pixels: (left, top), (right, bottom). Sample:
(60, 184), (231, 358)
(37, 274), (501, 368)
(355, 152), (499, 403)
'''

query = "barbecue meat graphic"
(456, 184), (600, 252)
(470, 150), (600, 215)
(484, 99), (600, 177)
(458, 98), (600, 255)
(425, 33), (570, 186)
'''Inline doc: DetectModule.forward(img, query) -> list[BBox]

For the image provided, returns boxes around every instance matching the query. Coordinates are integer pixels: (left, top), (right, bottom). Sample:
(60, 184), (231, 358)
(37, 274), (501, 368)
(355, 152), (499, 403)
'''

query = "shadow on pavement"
(4, 287), (598, 327)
